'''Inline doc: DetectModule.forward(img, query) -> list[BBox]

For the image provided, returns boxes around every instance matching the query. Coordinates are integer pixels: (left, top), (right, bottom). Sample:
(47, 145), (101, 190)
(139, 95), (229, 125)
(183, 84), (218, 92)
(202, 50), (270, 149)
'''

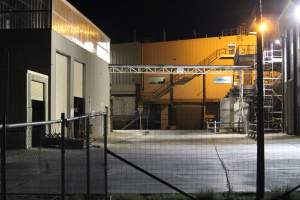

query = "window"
(148, 77), (165, 84)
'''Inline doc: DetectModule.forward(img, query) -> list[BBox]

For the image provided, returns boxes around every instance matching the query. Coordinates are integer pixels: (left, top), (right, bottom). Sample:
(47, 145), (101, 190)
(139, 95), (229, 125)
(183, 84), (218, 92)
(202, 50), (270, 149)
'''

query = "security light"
(274, 39), (281, 45)
(259, 23), (267, 32)
(295, 6), (300, 22)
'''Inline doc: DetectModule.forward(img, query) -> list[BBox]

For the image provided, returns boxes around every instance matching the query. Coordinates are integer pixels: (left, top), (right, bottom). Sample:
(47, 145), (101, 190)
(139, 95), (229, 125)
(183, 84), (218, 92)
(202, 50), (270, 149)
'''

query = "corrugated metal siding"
(111, 43), (142, 94)
(141, 35), (256, 102)
(111, 42), (142, 64)
(113, 96), (136, 116)
(142, 35), (256, 65)
(110, 42), (142, 86)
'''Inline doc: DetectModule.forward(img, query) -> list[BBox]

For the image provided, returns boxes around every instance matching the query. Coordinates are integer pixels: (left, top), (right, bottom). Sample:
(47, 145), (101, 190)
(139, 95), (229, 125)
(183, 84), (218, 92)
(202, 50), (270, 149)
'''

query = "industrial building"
(110, 33), (258, 130)
(279, 1), (300, 135)
(0, 0), (110, 148)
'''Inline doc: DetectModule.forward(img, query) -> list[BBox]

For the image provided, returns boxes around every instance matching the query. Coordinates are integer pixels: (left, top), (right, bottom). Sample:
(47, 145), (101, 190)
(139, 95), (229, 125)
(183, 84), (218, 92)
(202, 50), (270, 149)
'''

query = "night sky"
(67, 0), (287, 43)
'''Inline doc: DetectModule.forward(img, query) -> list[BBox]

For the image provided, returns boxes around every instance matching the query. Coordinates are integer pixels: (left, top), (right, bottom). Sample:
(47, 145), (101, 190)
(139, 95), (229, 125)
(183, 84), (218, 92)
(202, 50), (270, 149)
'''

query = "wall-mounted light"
(294, 6), (300, 23)
(274, 39), (281, 45)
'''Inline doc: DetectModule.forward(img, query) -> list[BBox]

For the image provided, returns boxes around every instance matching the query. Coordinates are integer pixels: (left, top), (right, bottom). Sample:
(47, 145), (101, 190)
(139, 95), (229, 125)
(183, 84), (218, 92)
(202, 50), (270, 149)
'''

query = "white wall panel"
(55, 53), (68, 119)
(74, 61), (84, 98)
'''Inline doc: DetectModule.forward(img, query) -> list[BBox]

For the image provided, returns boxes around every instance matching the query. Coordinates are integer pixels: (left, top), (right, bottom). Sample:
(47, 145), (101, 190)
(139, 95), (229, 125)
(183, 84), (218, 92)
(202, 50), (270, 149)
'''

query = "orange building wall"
(141, 35), (256, 102)
(143, 72), (235, 103)
(141, 35), (256, 65)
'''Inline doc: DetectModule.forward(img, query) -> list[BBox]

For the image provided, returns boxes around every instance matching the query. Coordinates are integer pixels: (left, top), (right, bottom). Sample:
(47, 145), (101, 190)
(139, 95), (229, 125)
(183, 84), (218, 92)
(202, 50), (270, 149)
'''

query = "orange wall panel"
(140, 35), (256, 102)
(142, 35), (256, 65)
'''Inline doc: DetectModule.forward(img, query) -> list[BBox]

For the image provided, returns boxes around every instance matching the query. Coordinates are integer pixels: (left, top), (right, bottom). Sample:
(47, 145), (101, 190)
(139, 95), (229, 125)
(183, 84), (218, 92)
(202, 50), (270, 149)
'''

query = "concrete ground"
(108, 130), (300, 194)
(2, 130), (300, 195)
(3, 147), (105, 195)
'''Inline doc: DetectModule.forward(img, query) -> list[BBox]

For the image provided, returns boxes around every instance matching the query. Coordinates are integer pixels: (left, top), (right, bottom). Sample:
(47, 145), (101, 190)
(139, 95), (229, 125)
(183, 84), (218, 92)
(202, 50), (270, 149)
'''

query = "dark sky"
(67, 0), (287, 43)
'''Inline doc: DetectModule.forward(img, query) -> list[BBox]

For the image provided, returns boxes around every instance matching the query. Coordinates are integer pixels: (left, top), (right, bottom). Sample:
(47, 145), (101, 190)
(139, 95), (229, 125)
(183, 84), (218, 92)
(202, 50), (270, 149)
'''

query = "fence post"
(1, 115), (6, 200)
(86, 116), (90, 200)
(61, 113), (66, 200)
(104, 110), (108, 200)
(256, 0), (265, 199)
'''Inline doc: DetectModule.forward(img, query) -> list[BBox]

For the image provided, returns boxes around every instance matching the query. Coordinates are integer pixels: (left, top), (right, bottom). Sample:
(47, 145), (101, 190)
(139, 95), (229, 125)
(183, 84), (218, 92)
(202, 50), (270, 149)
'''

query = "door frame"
(26, 70), (49, 148)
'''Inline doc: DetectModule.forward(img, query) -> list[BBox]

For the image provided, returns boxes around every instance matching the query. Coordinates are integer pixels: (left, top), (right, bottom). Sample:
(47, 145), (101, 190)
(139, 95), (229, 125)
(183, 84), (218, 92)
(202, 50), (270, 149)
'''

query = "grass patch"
(66, 190), (300, 200)
(265, 186), (300, 200)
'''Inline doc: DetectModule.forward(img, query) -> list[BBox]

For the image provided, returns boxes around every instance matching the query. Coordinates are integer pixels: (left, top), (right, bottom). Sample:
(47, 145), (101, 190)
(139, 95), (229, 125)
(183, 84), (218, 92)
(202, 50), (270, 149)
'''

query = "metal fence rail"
(0, 112), (108, 200)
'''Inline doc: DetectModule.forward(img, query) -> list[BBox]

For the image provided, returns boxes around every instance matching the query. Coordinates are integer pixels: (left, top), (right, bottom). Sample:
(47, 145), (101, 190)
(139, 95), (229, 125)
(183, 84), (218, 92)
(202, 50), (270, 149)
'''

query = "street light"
(259, 22), (267, 33)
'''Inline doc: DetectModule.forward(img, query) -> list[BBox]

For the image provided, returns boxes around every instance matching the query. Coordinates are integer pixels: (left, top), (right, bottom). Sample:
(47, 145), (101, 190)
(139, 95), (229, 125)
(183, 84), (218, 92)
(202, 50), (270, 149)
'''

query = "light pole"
(256, 0), (265, 199)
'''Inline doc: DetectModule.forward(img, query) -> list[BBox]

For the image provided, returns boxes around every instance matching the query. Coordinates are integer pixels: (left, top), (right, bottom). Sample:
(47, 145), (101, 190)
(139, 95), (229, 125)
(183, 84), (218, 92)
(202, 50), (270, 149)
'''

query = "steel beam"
(109, 65), (253, 74)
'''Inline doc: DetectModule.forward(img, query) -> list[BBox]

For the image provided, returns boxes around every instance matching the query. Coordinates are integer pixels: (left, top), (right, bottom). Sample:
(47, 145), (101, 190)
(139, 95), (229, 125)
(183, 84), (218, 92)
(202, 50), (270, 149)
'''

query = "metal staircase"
(248, 42), (283, 137)
(142, 48), (232, 101)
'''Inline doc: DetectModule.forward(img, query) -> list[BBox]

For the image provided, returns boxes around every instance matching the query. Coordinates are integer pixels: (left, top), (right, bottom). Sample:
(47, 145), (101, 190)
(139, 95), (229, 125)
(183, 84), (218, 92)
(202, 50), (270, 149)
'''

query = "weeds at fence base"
(5, 191), (300, 200)
(107, 191), (300, 200)
(109, 193), (254, 200)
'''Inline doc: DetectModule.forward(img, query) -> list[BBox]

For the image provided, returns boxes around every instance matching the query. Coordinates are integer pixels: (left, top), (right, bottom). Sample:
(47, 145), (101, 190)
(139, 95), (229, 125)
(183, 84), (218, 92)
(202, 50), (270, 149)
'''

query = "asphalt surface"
(2, 131), (300, 195)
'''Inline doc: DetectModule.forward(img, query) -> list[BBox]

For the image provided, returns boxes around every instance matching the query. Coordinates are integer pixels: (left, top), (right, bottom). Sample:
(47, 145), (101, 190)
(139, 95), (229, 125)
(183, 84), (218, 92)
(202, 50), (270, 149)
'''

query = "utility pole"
(193, 30), (197, 38)
(163, 28), (167, 41)
(133, 29), (137, 42)
(256, 0), (265, 199)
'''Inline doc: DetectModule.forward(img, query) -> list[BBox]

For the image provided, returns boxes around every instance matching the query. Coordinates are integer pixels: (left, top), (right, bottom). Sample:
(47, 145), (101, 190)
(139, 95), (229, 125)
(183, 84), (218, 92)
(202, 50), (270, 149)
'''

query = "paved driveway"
(2, 131), (300, 195)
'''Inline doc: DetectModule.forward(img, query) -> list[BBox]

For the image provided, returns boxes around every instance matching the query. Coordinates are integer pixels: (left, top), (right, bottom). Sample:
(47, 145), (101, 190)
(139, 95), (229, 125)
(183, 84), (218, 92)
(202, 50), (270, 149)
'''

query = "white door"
(27, 70), (48, 149)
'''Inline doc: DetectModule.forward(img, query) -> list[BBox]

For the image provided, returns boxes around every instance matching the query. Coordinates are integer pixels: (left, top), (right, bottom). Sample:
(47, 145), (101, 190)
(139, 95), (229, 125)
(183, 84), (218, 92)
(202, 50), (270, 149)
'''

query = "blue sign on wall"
(214, 76), (232, 84)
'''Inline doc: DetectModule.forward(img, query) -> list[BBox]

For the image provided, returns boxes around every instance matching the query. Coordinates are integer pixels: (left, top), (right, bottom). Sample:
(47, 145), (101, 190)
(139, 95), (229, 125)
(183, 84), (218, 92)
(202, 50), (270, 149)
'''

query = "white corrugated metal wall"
(110, 43), (142, 119)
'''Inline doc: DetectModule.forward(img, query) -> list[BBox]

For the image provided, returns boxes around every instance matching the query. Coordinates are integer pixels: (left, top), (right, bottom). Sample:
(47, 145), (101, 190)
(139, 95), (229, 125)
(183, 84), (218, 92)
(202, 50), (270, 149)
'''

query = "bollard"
(104, 112), (108, 200)
(214, 121), (217, 134)
(86, 117), (91, 200)
(61, 113), (65, 200)
(1, 115), (6, 200)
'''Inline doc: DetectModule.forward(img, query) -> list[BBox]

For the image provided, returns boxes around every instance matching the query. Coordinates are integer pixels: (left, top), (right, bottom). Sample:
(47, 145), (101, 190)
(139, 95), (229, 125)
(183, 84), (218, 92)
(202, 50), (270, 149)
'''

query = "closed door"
(31, 81), (46, 147)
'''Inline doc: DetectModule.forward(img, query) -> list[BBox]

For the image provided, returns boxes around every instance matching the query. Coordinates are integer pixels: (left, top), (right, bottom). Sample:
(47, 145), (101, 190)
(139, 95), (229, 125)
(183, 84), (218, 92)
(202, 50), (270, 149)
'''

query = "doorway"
(27, 71), (48, 148)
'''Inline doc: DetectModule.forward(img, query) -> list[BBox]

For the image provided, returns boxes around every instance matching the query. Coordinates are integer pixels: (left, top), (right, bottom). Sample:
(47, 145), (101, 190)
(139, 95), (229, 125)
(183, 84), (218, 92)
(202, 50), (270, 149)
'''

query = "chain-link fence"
(108, 111), (257, 199)
(0, 112), (107, 200)
(2, 112), (300, 200)
(265, 134), (300, 192)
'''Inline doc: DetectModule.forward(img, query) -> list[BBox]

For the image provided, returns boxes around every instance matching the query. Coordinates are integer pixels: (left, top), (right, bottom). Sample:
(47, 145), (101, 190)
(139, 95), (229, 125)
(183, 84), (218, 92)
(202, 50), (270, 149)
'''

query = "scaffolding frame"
(263, 43), (283, 132)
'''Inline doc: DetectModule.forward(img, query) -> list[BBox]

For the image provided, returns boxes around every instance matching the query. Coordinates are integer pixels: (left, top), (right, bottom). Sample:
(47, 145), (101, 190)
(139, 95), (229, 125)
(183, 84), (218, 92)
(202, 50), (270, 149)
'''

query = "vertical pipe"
(202, 73), (206, 129)
(1, 115), (6, 200)
(86, 117), (90, 200)
(256, 0), (265, 199)
(104, 113), (108, 200)
(281, 36), (285, 133)
(293, 28), (298, 133)
(169, 74), (174, 127)
(61, 113), (65, 200)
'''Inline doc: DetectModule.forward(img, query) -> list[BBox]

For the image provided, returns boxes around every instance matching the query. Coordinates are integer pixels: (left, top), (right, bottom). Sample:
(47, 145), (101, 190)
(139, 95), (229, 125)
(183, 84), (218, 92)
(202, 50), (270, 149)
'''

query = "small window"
(148, 77), (165, 84)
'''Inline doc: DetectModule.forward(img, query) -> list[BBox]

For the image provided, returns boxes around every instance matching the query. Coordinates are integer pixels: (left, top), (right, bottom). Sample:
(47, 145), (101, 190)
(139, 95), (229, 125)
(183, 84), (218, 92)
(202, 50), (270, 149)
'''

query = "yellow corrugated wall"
(141, 35), (256, 102)
(142, 35), (256, 65)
